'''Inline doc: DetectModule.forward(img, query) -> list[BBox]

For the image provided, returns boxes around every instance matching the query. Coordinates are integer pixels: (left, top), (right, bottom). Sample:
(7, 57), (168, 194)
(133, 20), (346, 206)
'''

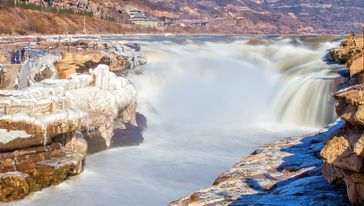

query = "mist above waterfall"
(9, 35), (343, 206)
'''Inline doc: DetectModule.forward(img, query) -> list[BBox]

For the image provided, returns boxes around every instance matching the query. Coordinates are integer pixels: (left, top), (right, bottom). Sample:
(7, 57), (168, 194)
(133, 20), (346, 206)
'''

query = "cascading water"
(275, 74), (337, 127)
(271, 41), (344, 128)
(8, 35), (344, 206)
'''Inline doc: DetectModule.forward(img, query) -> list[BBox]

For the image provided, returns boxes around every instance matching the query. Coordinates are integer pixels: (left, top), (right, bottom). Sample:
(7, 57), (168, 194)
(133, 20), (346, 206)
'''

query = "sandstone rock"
(56, 42), (146, 79)
(0, 136), (87, 202)
(335, 85), (364, 126)
(330, 47), (362, 66)
(349, 54), (364, 77)
(321, 125), (364, 173)
(0, 172), (29, 202)
(56, 52), (103, 79)
(322, 86), (364, 206)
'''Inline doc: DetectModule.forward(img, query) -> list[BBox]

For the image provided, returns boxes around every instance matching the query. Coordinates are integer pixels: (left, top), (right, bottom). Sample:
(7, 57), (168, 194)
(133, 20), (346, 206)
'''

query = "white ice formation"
(0, 64), (136, 147)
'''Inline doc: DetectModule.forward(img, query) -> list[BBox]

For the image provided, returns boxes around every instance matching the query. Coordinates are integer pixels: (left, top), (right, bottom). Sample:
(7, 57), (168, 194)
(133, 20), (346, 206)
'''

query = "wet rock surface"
(171, 121), (349, 206)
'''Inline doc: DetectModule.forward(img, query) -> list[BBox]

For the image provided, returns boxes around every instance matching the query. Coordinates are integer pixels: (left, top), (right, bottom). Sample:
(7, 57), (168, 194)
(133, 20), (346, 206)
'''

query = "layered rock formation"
(330, 38), (364, 78)
(171, 121), (349, 205)
(0, 64), (138, 201)
(321, 86), (364, 205)
(56, 42), (146, 79)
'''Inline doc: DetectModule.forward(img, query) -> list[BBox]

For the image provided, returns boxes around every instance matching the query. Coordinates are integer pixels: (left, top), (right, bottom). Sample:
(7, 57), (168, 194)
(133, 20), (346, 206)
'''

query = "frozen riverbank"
(2, 35), (346, 205)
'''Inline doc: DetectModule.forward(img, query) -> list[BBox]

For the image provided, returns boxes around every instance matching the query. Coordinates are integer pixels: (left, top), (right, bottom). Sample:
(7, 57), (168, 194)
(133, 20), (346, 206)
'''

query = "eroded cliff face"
(321, 86), (364, 205)
(0, 64), (138, 201)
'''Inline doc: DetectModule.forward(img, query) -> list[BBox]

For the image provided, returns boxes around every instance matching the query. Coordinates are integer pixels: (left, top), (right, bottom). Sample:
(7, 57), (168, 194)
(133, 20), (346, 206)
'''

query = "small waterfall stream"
(275, 75), (337, 127)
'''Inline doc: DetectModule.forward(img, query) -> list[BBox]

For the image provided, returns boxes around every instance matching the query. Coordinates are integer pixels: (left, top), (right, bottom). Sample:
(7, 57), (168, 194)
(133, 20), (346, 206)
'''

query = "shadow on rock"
(84, 113), (147, 155)
(170, 120), (350, 206)
(111, 112), (147, 148)
(230, 120), (350, 205)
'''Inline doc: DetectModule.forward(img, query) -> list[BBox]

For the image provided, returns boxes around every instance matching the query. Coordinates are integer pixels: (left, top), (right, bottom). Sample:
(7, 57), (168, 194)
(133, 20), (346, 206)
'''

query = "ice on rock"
(0, 64), (136, 148)
(0, 129), (32, 144)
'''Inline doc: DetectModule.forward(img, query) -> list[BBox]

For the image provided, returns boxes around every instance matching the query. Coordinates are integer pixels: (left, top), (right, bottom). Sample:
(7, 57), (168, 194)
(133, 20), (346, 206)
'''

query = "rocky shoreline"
(0, 37), (147, 201)
(170, 120), (349, 205)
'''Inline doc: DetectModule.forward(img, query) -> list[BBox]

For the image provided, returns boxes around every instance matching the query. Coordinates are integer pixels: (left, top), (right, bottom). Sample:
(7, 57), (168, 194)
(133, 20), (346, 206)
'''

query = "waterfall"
(9, 35), (344, 206)
(270, 40), (343, 128)
(274, 75), (337, 128)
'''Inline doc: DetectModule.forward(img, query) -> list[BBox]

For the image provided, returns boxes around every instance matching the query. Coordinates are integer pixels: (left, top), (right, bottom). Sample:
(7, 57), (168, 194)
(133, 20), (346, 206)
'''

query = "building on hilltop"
(128, 8), (159, 27)
(128, 8), (142, 16)
(177, 19), (210, 27)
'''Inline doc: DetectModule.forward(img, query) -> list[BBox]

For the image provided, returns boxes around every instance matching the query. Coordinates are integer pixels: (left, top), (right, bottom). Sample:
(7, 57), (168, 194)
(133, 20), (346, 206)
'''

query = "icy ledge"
(0, 64), (138, 201)
(170, 120), (349, 206)
(0, 64), (136, 149)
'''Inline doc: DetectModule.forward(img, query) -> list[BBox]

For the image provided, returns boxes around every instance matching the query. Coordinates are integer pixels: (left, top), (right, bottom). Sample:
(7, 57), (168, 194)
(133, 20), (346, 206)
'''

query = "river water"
(10, 35), (344, 206)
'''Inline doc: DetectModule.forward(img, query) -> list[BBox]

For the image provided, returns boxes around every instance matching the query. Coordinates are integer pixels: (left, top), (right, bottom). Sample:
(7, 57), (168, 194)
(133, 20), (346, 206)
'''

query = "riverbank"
(170, 120), (349, 205)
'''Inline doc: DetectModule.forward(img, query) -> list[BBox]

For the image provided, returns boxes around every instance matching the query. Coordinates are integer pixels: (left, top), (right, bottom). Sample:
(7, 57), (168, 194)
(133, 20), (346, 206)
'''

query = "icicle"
(85, 114), (90, 135)
(42, 123), (48, 147)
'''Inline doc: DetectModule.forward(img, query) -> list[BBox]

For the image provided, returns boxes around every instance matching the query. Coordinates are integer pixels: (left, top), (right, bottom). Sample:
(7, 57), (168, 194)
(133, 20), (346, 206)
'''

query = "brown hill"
(0, 6), (142, 35)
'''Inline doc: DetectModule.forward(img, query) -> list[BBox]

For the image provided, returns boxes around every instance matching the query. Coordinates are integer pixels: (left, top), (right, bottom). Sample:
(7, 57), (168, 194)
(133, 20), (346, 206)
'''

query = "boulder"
(0, 172), (30, 202)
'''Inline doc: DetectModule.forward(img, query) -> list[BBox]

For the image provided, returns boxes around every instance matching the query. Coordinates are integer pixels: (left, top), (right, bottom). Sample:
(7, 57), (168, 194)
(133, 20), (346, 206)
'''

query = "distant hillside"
(252, 0), (364, 34)
(0, 6), (142, 35)
(125, 0), (315, 34)
(1, 0), (363, 35)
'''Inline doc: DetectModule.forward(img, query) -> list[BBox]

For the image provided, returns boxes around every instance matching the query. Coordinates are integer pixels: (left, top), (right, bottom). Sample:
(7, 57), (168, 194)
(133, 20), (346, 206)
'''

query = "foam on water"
(8, 35), (343, 206)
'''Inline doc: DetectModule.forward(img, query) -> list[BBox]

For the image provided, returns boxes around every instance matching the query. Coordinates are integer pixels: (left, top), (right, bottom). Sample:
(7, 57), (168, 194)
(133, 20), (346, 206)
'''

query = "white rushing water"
(9, 35), (344, 206)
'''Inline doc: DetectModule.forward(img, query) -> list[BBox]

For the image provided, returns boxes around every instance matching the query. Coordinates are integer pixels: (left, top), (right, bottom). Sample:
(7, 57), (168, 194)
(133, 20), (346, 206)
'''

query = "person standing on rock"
(20, 48), (25, 62)
(15, 50), (20, 64)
